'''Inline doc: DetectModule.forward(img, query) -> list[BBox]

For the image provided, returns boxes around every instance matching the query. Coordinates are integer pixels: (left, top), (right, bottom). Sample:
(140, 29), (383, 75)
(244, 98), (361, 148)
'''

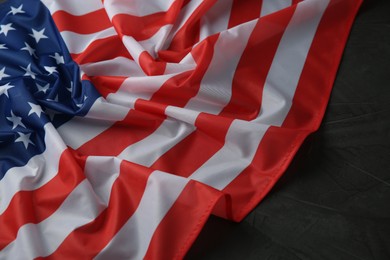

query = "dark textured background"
(186, 0), (390, 259)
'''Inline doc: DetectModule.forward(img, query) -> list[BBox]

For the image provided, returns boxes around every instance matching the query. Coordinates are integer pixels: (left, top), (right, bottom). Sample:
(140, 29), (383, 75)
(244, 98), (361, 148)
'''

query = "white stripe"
(94, 171), (189, 260)
(122, 35), (145, 63)
(186, 20), (257, 115)
(0, 124), (66, 214)
(0, 181), (106, 259)
(199, 0), (234, 41)
(190, 0), (331, 189)
(80, 57), (144, 77)
(117, 103), (202, 167)
(121, 35), (145, 67)
(81, 97), (130, 121)
(118, 118), (195, 167)
(84, 156), (122, 207)
(165, 105), (200, 126)
(164, 52), (196, 74)
(0, 157), (121, 259)
(57, 98), (129, 149)
(60, 27), (117, 55)
(103, 0), (176, 17)
(256, 0), (330, 126)
(41, 0), (103, 16)
(190, 121), (268, 189)
(260, 0), (293, 17)
(106, 72), (180, 108)
(138, 24), (173, 58)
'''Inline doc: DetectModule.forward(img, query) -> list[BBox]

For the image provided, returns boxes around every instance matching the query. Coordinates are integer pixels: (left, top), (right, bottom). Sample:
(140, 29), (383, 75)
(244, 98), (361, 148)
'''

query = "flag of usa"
(0, 0), (363, 258)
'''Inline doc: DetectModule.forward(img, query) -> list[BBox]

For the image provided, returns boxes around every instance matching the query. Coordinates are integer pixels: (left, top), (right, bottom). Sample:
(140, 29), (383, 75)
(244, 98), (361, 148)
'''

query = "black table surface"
(186, 0), (390, 259)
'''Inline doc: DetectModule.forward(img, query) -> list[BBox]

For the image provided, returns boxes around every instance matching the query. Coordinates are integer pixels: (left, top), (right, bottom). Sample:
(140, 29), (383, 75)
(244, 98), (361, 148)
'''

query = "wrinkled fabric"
(0, 0), (362, 258)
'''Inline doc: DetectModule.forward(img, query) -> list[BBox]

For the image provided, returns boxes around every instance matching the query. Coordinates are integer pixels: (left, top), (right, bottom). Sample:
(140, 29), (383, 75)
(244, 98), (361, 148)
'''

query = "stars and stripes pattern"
(0, 0), (362, 259)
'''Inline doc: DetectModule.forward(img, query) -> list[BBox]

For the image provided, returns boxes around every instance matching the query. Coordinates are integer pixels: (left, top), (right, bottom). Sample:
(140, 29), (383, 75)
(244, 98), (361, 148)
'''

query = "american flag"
(0, 0), (362, 258)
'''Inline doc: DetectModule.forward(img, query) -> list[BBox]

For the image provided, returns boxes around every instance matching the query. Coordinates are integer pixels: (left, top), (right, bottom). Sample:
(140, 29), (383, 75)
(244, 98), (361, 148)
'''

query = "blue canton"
(0, 0), (101, 178)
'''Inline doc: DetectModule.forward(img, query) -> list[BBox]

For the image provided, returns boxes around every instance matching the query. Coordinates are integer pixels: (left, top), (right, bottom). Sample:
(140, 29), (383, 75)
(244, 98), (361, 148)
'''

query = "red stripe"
(292, 0), (303, 5)
(40, 160), (153, 260)
(0, 149), (86, 250)
(151, 113), (233, 178)
(228, 0), (262, 28)
(218, 0), (364, 222)
(183, 0), (191, 6)
(76, 109), (165, 156)
(134, 71), (202, 114)
(138, 51), (167, 76)
(158, 48), (192, 64)
(52, 9), (112, 35)
(221, 5), (296, 120)
(144, 180), (222, 260)
(158, 28), (219, 65)
(151, 34), (220, 106)
(168, 20), (200, 52)
(88, 75), (127, 99)
(71, 36), (133, 65)
(217, 126), (305, 220)
(167, 0), (216, 52)
(146, 70), (194, 106)
(111, 1), (183, 41)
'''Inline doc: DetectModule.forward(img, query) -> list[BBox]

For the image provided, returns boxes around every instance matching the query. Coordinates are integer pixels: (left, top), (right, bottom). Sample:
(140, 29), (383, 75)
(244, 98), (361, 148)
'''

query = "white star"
(15, 132), (34, 149)
(0, 44), (7, 49)
(44, 66), (58, 75)
(28, 102), (44, 117)
(21, 42), (37, 58)
(50, 53), (64, 65)
(6, 111), (25, 129)
(29, 28), (48, 43)
(20, 63), (37, 79)
(8, 4), (25, 15)
(0, 67), (10, 81)
(0, 82), (14, 97)
(36, 83), (50, 93)
(0, 23), (16, 36)
(66, 81), (73, 92)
